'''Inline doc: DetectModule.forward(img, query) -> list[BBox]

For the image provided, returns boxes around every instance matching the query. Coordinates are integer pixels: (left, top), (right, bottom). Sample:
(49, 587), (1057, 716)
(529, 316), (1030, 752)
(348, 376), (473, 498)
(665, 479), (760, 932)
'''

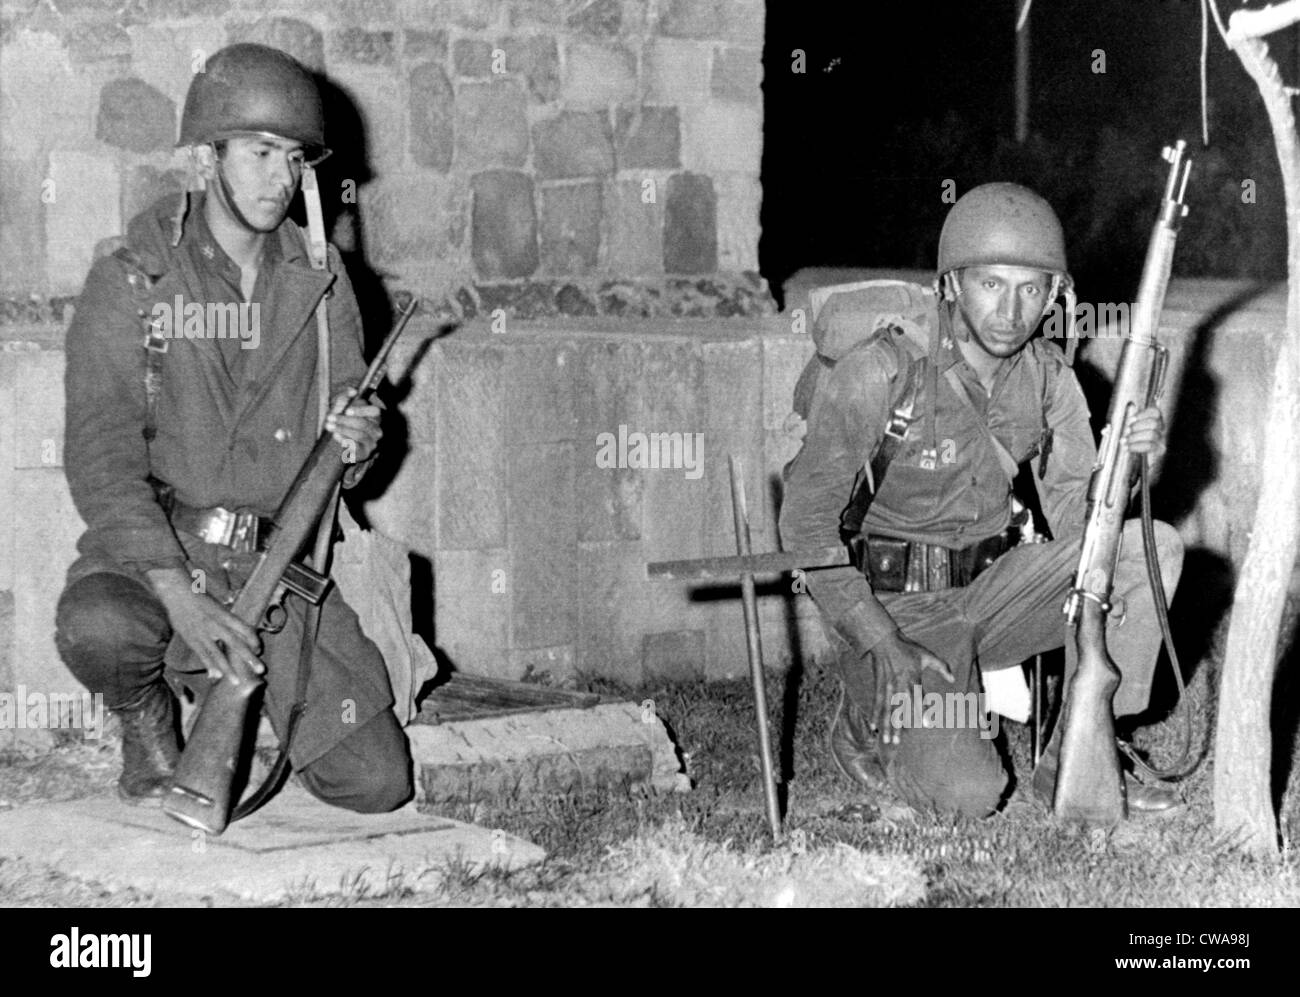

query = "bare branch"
(1227, 0), (1300, 42)
(1016, 0), (1033, 33)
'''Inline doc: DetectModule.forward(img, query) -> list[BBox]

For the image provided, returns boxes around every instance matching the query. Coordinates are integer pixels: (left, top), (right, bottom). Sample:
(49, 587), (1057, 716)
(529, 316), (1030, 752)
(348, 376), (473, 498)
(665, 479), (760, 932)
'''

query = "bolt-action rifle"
(1053, 142), (1191, 824)
(163, 299), (419, 835)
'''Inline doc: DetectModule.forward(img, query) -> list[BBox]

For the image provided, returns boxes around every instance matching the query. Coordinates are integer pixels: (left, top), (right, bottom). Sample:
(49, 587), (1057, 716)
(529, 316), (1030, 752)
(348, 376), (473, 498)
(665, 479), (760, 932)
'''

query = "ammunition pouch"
(850, 532), (1016, 593)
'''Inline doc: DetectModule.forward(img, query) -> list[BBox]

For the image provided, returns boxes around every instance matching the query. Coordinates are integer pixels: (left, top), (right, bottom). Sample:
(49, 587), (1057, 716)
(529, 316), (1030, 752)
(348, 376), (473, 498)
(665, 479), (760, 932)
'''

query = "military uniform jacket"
(778, 298), (1097, 656)
(63, 192), (393, 764)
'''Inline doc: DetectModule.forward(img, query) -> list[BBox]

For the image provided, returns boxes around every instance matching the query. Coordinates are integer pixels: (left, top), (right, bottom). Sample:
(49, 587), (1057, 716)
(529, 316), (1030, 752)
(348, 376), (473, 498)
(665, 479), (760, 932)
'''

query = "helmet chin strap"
(214, 157), (264, 234)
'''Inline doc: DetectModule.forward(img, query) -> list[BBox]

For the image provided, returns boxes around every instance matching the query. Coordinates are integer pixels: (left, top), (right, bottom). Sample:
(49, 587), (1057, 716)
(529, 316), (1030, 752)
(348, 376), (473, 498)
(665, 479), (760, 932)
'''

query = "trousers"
(54, 571), (413, 814)
(822, 519), (1184, 817)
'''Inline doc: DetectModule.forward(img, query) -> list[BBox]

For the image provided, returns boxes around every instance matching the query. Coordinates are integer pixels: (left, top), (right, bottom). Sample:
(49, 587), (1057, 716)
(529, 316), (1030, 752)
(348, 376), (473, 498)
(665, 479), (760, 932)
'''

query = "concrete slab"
(0, 784), (544, 904)
(412, 700), (691, 803)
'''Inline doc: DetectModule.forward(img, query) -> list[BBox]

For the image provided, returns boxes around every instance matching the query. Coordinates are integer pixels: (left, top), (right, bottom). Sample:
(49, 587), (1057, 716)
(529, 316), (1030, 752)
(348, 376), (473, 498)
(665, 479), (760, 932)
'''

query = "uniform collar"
(182, 190), (293, 280)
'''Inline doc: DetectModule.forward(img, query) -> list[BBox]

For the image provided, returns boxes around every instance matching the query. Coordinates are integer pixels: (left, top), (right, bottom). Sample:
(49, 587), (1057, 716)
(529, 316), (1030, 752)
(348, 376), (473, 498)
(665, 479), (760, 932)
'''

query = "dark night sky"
(759, 0), (1296, 303)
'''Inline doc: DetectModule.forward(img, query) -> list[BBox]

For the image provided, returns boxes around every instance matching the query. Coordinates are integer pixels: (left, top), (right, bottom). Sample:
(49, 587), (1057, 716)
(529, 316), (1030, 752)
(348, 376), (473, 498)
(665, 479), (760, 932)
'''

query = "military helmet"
(178, 43), (328, 161)
(937, 182), (1068, 277)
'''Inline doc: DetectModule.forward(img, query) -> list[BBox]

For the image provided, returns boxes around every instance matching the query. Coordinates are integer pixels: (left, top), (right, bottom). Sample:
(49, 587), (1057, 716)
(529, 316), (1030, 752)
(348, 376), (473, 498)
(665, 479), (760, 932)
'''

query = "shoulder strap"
(840, 329), (927, 537)
(112, 246), (165, 443)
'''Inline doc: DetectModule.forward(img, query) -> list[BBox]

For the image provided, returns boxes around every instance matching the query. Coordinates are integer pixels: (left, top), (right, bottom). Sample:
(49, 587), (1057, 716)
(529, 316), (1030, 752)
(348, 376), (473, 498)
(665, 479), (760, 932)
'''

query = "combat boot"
(112, 682), (180, 803)
(1031, 736), (1183, 816)
(828, 686), (891, 793)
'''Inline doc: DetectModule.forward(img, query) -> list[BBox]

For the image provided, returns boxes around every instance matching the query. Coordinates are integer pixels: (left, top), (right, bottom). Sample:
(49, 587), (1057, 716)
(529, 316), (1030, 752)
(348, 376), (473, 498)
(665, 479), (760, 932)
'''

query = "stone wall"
(3, 275), (1296, 709)
(0, 0), (767, 315)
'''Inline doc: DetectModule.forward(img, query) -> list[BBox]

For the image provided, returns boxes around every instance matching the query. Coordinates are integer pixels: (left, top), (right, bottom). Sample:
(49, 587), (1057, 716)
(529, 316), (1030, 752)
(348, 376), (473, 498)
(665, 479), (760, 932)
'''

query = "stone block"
(507, 441), (578, 649)
(761, 331), (814, 429)
(711, 45), (761, 103)
(638, 338), (706, 561)
(435, 339), (507, 548)
(0, 590), (13, 689)
(556, 284), (598, 316)
(720, 0), (765, 44)
(539, 182), (602, 275)
(562, 42), (636, 109)
(139, 0), (231, 15)
(403, 29), (448, 61)
(681, 102), (761, 174)
(12, 469), (83, 696)
(65, 19), (131, 66)
(453, 38), (493, 77)
(604, 178), (662, 275)
(508, 644), (576, 684)
(576, 541), (648, 682)
(129, 23), (227, 114)
(0, 350), (15, 591)
(409, 62), (455, 173)
(645, 38), (711, 105)
(704, 605), (750, 680)
(432, 547), (510, 675)
(532, 111), (614, 180)
(360, 171), (469, 270)
(576, 338), (644, 543)
(659, 0), (722, 38)
(761, 427), (799, 552)
(663, 171), (717, 275)
(503, 340), (579, 445)
(455, 79), (529, 169)
(569, 0), (623, 36)
(0, 31), (96, 159)
(412, 705), (673, 802)
(470, 169), (538, 279)
(501, 35), (559, 102)
(45, 150), (121, 295)
(329, 28), (396, 65)
(325, 0), (399, 25)
(12, 350), (64, 469)
(715, 172), (761, 271)
(615, 106), (680, 170)
(407, 0), (496, 29)
(702, 338), (762, 554)
(330, 63), (407, 177)
(95, 77), (175, 153)
(0, 158), (46, 294)
(643, 628), (705, 683)
(228, 17), (325, 72)
(506, 0), (566, 29)
(361, 443), (439, 557)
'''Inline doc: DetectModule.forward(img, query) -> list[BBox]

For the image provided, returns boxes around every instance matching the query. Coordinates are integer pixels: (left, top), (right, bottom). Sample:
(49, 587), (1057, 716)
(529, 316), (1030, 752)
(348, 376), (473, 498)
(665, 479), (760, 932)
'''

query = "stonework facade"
(0, 0), (769, 316)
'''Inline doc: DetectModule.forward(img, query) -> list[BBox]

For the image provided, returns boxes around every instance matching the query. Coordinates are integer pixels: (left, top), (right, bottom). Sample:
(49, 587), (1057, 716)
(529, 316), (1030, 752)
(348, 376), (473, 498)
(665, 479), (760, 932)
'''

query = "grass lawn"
(1, 652), (1297, 907)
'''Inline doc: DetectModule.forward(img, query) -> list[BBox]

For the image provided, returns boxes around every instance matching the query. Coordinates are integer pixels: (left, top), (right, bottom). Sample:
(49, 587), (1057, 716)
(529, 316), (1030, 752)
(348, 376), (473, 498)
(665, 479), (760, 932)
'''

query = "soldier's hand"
(326, 388), (382, 465)
(145, 568), (264, 686)
(1124, 405), (1166, 459)
(871, 631), (955, 745)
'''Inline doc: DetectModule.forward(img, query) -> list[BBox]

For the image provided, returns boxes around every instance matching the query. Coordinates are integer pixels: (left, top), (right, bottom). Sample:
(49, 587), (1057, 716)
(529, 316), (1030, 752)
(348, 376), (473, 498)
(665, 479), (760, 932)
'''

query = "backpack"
(787, 280), (938, 536)
(785, 279), (1060, 539)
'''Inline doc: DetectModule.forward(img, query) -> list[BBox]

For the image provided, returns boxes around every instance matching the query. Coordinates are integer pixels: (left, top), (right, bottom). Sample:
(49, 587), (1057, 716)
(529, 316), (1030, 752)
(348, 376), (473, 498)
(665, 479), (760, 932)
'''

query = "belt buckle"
(196, 508), (234, 548)
(229, 512), (259, 553)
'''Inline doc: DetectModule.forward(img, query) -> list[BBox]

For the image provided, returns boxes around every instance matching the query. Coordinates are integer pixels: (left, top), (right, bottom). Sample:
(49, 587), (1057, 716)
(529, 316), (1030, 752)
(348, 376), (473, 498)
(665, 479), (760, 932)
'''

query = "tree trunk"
(1214, 11), (1300, 859)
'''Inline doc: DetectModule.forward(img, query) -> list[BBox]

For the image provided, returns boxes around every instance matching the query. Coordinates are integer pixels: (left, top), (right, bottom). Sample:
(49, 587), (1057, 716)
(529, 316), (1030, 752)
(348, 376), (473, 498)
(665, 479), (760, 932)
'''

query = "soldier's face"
(208, 135), (305, 232)
(954, 265), (1053, 359)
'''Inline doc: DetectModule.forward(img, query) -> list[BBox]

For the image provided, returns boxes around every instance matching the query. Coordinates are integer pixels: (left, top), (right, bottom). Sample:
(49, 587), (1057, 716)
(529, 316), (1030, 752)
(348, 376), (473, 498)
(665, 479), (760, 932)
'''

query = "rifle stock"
(164, 300), (420, 834)
(1053, 142), (1191, 824)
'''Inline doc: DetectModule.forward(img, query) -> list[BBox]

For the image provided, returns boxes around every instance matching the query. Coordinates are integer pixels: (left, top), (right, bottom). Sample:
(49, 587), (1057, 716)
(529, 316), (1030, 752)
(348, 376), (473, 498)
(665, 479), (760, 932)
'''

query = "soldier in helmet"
(779, 183), (1184, 817)
(54, 43), (413, 813)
